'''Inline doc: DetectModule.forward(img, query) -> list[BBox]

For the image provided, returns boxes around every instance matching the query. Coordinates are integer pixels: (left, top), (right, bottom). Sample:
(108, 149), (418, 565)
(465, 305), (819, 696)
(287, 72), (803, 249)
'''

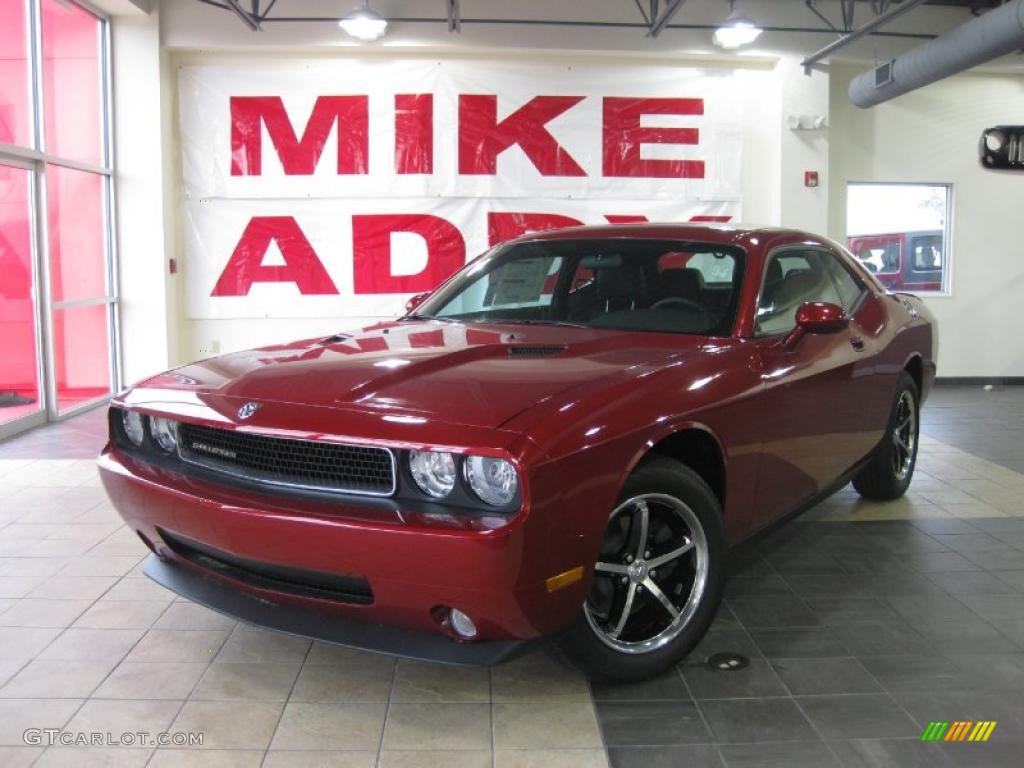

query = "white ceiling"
(157, 0), (1024, 71)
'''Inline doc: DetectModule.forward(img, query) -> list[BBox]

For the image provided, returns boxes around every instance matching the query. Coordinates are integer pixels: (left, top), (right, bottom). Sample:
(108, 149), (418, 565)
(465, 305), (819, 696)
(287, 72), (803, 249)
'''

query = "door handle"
(850, 336), (866, 351)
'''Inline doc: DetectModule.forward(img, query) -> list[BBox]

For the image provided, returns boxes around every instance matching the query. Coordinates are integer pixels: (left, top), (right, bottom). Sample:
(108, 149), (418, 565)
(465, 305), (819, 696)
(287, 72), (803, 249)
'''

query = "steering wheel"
(651, 297), (707, 314)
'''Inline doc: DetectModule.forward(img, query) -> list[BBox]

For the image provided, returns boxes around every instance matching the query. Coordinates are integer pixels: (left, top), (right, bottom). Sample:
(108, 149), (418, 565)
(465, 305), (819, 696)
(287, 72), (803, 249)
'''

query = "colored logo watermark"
(921, 721), (997, 742)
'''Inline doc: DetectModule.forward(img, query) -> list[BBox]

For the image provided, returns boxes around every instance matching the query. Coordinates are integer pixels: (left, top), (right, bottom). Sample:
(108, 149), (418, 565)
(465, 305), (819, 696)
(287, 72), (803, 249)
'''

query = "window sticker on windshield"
(490, 258), (553, 305)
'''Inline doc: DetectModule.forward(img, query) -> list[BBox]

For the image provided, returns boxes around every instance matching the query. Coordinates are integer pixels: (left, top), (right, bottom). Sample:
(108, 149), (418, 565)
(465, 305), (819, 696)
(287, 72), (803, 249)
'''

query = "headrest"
(775, 268), (820, 307)
(595, 263), (647, 301)
(765, 258), (783, 286)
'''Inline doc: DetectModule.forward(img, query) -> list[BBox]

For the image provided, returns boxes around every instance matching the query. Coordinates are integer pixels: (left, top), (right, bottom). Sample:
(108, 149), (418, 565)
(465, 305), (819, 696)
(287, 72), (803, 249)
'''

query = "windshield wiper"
(491, 319), (588, 328)
(399, 314), (462, 324)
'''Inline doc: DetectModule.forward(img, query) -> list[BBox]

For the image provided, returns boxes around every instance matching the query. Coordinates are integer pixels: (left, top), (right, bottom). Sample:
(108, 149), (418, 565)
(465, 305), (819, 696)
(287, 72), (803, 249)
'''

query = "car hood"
(139, 320), (709, 430)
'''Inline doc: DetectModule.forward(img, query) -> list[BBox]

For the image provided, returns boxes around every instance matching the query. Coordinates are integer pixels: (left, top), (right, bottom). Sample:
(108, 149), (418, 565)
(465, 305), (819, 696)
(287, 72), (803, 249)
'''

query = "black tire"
(852, 371), (920, 501)
(560, 455), (725, 683)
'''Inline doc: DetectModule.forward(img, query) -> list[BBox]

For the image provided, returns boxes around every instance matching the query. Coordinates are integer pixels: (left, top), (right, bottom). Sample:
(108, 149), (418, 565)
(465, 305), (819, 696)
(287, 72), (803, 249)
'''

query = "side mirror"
(785, 301), (848, 350)
(405, 292), (429, 314)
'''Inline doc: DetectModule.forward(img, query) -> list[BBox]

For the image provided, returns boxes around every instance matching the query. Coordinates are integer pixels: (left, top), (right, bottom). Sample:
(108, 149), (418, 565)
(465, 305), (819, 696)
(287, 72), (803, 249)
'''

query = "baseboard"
(935, 377), (1024, 386)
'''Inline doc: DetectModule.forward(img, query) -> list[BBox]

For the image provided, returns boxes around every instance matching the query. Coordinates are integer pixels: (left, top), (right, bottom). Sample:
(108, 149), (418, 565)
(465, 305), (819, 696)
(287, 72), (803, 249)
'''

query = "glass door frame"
(0, 0), (120, 441)
(0, 154), (47, 441)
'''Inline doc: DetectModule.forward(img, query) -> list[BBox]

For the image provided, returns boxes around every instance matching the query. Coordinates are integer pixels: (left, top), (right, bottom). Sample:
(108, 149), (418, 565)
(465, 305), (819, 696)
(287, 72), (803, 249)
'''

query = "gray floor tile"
(797, 694), (921, 739)
(690, 629), (762, 661)
(596, 700), (710, 746)
(699, 698), (817, 743)
(750, 627), (850, 659)
(608, 744), (723, 768)
(829, 738), (954, 768)
(719, 740), (839, 768)
(681, 655), (788, 699)
(728, 595), (820, 629)
(592, 670), (690, 702)
(771, 657), (881, 695)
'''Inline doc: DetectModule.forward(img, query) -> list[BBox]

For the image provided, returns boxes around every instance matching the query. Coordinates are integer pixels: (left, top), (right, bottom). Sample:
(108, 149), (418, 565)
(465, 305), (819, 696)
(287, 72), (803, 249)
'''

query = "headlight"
(151, 417), (178, 453)
(409, 450), (456, 498)
(121, 410), (145, 447)
(464, 456), (518, 506)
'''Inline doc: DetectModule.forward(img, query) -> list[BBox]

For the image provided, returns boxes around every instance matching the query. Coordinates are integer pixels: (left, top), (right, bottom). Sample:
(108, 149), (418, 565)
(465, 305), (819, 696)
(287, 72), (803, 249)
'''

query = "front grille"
(160, 529), (374, 605)
(177, 422), (396, 497)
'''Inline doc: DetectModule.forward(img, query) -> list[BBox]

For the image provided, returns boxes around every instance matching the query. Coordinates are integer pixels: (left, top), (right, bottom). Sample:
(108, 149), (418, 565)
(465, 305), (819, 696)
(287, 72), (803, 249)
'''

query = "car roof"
(514, 222), (823, 249)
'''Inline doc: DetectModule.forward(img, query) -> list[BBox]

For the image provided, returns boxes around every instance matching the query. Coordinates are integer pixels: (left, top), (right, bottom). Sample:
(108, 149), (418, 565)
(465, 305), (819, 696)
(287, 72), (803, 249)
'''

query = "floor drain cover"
(707, 652), (749, 671)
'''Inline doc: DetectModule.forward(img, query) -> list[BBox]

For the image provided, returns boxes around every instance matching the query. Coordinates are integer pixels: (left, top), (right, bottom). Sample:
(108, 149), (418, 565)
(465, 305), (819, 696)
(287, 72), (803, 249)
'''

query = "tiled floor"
(0, 385), (1021, 767)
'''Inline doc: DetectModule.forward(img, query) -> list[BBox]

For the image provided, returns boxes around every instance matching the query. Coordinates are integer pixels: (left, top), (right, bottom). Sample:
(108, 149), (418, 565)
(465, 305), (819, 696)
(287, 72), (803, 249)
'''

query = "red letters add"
(395, 94), (434, 174)
(459, 95), (587, 176)
(603, 97), (705, 179)
(212, 217), (339, 297)
(352, 214), (466, 294)
(230, 96), (369, 176)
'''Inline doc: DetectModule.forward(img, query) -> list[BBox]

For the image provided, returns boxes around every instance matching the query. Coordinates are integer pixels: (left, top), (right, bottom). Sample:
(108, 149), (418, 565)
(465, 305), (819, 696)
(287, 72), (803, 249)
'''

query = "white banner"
(179, 59), (744, 319)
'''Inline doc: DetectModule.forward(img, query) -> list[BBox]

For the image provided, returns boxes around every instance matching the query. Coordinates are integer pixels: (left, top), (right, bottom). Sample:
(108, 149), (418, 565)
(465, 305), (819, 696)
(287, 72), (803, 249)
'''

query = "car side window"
(755, 250), (843, 336)
(822, 254), (866, 313)
(910, 234), (942, 272)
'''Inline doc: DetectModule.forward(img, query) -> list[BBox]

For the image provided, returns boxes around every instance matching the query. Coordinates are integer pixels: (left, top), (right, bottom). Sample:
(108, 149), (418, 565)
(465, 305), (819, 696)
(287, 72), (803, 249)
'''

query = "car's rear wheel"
(561, 456), (724, 683)
(853, 371), (920, 501)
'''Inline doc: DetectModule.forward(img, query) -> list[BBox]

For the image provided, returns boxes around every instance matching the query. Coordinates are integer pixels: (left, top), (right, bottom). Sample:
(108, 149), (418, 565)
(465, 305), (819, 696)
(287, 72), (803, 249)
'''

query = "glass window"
(418, 239), (744, 337)
(0, 0), (32, 148)
(846, 182), (951, 293)
(910, 233), (943, 272)
(52, 303), (110, 413)
(46, 164), (107, 302)
(42, 0), (103, 165)
(0, 163), (42, 426)
(756, 250), (843, 336)
(0, 1), (115, 432)
(822, 255), (865, 312)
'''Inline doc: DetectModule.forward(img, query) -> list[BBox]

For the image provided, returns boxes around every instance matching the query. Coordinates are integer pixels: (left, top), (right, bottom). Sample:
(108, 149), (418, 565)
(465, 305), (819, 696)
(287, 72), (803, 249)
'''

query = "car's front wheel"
(561, 456), (725, 683)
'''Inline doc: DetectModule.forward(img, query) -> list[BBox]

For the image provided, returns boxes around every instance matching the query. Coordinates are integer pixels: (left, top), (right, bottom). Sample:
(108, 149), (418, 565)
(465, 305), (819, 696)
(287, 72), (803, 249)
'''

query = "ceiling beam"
(223, 0), (261, 30)
(649, 0), (686, 37)
(805, 1), (839, 32)
(801, 0), (930, 72)
(447, 0), (461, 32)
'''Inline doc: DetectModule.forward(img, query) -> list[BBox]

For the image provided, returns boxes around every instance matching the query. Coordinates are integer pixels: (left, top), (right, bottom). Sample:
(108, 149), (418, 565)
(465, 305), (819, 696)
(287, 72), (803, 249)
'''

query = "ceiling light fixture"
(713, 1), (763, 50)
(339, 1), (388, 42)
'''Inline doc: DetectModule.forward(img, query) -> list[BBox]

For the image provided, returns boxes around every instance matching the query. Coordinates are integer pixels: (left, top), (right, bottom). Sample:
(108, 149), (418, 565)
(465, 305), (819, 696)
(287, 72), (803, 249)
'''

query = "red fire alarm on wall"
(804, 171), (819, 187)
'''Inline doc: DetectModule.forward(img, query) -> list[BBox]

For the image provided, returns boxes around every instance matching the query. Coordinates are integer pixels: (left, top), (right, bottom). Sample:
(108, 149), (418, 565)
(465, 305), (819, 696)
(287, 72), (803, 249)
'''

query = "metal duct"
(849, 0), (1024, 108)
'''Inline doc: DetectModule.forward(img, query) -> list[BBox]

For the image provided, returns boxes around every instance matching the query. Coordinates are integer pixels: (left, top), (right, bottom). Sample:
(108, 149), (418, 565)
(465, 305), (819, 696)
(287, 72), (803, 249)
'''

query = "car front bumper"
(98, 446), (588, 664)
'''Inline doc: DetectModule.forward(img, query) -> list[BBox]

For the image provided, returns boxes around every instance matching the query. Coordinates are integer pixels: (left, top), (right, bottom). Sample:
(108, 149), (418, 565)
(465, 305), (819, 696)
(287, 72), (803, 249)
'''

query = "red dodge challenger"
(98, 224), (936, 681)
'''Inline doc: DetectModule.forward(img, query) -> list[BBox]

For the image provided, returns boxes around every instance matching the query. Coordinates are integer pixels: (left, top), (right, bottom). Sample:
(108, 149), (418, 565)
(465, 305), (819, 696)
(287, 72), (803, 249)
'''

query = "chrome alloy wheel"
(892, 390), (917, 481)
(585, 493), (709, 655)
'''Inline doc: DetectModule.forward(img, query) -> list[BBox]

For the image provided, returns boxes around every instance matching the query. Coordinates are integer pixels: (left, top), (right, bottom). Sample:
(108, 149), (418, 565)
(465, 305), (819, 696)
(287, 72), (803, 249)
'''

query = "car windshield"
(413, 238), (744, 337)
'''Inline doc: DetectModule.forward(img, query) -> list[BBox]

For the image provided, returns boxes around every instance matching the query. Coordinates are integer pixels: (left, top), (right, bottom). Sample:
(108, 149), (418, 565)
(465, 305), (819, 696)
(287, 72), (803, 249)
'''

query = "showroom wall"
(828, 63), (1024, 378)
(108, 1), (1017, 384)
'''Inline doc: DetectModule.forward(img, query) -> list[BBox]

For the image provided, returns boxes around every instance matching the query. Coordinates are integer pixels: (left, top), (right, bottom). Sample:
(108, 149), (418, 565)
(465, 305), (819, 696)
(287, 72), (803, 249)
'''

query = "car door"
(750, 247), (876, 524)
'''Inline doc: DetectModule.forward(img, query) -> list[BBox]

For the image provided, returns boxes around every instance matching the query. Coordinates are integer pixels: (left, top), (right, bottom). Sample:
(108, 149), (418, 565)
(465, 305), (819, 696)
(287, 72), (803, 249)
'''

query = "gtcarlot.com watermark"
(24, 729), (203, 747)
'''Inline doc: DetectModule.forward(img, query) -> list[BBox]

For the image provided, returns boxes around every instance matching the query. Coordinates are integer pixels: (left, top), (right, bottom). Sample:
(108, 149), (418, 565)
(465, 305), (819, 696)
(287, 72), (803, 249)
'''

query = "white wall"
(828, 63), (1024, 378)
(112, 12), (177, 386)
